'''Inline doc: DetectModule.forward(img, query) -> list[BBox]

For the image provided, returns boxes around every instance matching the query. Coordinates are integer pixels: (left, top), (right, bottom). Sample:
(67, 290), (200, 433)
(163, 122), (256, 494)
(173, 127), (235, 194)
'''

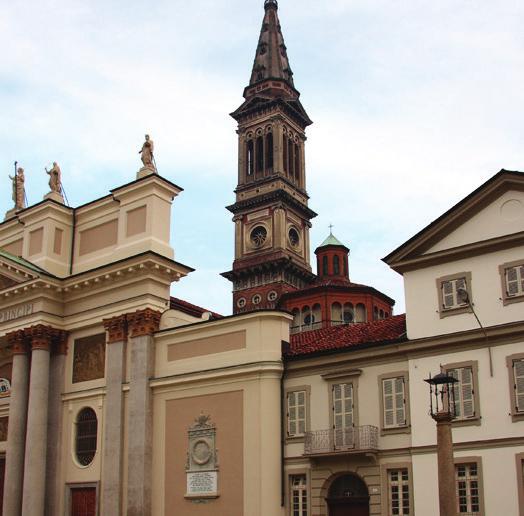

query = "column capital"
(7, 330), (28, 355)
(103, 314), (128, 344)
(27, 325), (54, 351)
(127, 308), (161, 338)
(53, 330), (69, 355)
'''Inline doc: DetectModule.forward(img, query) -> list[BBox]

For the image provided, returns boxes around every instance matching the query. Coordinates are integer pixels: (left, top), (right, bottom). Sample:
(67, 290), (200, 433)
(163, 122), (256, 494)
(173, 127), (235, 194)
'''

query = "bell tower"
(222, 0), (317, 313)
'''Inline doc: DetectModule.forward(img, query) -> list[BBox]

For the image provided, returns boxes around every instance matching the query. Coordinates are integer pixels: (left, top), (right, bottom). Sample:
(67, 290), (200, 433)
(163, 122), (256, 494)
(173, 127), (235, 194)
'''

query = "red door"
(0, 457), (5, 516)
(71, 487), (96, 516)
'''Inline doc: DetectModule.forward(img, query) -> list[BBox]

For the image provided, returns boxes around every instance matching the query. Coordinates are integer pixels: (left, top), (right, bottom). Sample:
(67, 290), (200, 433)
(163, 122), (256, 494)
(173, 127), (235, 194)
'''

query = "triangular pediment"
(384, 170), (524, 271)
(0, 250), (43, 292)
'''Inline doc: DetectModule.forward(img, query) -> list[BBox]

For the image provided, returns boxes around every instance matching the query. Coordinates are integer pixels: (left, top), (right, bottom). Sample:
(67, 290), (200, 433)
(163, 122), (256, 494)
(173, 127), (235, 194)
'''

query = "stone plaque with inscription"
(185, 414), (219, 499)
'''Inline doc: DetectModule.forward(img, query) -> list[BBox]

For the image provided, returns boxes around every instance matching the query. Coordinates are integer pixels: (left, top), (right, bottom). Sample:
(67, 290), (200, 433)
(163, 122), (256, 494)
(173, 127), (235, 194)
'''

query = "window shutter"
(333, 383), (353, 429)
(394, 377), (406, 425)
(506, 267), (519, 296)
(287, 392), (297, 436)
(521, 266), (524, 293)
(383, 379), (395, 427)
(288, 391), (306, 436)
(442, 281), (454, 308)
(297, 391), (306, 435)
(514, 360), (524, 412)
(461, 367), (475, 418)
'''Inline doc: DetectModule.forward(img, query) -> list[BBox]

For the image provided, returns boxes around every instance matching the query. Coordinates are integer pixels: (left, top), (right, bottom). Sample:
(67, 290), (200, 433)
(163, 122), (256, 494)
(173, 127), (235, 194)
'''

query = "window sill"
(380, 425), (411, 436)
(503, 294), (524, 306)
(439, 306), (472, 319)
(452, 417), (481, 427)
(511, 412), (524, 423)
(286, 435), (306, 444)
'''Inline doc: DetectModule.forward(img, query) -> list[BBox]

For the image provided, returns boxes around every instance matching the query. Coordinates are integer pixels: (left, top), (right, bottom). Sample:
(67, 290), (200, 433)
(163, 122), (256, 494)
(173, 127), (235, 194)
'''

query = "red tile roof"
(287, 314), (407, 358)
(170, 297), (222, 320)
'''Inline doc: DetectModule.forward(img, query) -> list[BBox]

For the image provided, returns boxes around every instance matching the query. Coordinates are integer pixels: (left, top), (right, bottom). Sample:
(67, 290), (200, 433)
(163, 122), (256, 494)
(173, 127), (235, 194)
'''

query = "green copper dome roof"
(319, 233), (346, 247)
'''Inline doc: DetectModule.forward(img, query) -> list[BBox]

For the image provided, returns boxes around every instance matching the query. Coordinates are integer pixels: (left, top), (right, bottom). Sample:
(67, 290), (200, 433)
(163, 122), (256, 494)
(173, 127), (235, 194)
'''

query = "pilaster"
(126, 309), (161, 516)
(101, 314), (128, 516)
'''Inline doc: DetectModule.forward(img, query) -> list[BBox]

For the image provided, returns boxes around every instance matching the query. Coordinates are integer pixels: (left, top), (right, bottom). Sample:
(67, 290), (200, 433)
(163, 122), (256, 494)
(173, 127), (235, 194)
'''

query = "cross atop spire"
(264, 0), (278, 8)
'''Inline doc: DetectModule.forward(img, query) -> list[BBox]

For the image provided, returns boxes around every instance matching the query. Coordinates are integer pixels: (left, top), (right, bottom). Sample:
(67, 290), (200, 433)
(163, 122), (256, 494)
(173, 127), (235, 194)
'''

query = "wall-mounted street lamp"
(425, 372), (459, 516)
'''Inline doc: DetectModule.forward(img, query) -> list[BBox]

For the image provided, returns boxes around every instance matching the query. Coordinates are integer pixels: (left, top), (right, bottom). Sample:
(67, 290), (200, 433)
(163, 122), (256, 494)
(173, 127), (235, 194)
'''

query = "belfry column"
(21, 326), (52, 516)
(101, 315), (127, 515)
(45, 331), (68, 516)
(126, 308), (161, 516)
(3, 331), (30, 516)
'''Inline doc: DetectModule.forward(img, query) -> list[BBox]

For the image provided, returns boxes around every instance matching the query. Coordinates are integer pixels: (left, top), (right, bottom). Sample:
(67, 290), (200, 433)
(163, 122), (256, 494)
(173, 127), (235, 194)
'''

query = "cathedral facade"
(0, 2), (523, 516)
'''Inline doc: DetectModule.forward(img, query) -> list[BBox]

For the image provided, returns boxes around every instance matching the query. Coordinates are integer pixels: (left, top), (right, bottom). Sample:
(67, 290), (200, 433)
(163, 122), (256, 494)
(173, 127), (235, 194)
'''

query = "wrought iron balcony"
(304, 426), (379, 456)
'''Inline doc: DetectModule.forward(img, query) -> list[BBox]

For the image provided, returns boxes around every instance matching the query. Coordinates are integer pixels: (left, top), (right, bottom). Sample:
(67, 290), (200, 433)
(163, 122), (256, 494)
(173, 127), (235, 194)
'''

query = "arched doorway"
(326, 473), (370, 516)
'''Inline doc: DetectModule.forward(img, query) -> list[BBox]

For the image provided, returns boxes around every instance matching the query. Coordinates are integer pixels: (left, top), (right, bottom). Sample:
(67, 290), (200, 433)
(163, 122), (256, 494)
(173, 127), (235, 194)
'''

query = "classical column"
(3, 331), (30, 516)
(21, 326), (52, 516)
(101, 315), (128, 516)
(434, 412), (457, 516)
(45, 330), (68, 516)
(126, 308), (161, 516)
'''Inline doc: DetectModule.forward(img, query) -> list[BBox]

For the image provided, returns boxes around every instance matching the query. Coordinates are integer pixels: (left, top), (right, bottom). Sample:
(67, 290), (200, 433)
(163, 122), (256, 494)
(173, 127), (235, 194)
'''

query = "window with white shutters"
(513, 360), (524, 413)
(383, 377), (407, 428)
(505, 265), (524, 297)
(441, 277), (468, 310)
(290, 475), (308, 516)
(448, 367), (475, 420)
(388, 468), (410, 515)
(287, 391), (307, 437)
(332, 383), (354, 448)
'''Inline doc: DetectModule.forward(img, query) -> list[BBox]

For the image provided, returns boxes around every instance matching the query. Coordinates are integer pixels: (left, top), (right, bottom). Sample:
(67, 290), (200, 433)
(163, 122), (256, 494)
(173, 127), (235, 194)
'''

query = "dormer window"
(436, 272), (472, 318)
(500, 261), (524, 305)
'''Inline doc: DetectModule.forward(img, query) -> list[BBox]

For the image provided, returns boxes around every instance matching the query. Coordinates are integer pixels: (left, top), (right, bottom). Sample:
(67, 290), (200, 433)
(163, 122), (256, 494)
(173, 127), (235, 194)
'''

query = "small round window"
(250, 226), (268, 248)
(237, 297), (247, 309)
(267, 291), (278, 302)
(75, 407), (98, 466)
(288, 228), (300, 248)
(252, 294), (262, 305)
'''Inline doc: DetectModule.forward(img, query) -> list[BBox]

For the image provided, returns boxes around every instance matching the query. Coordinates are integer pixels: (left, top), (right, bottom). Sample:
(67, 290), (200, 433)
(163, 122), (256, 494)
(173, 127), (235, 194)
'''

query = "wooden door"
(328, 499), (370, 516)
(71, 487), (96, 516)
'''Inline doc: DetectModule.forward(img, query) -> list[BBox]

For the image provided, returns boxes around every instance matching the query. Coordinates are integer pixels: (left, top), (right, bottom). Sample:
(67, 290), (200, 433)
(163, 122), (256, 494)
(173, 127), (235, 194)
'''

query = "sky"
(0, 0), (522, 315)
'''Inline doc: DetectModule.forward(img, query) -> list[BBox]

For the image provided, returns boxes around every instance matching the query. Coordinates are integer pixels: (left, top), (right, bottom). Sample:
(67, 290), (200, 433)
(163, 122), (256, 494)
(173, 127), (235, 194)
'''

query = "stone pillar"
(21, 326), (52, 516)
(3, 331), (30, 516)
(126, 309), (161, 516)
(101, 315), (128, 516)
(434, 412), (457, 516)
(45, 331), (68, 516)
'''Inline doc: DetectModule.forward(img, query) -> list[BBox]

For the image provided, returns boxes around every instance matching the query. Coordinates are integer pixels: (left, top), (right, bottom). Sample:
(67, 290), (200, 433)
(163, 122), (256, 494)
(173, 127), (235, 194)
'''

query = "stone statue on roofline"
(9, 167), (26, 210)
(137, 134), (157, 179)
(46, 162), (62, 194)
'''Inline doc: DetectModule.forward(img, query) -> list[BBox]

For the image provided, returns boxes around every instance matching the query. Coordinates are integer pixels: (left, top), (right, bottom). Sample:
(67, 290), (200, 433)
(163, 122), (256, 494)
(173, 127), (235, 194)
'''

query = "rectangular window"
(290, 475), (307, 516)
(456, 463), (480, 515)
(287, 391), (306, 437)
(513, 359), (524, 414)
(505, 264), (524, 297)
(448, 366), (476, 420)
(333, 383), (354, 448)
(441, 277), (468, 310)
(382, 377), (406, 428)
(388, 468), (410, 515)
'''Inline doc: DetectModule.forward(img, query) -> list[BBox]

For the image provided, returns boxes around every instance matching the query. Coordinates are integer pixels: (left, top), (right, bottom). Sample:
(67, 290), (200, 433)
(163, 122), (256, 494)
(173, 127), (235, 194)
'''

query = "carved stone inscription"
(72, 333), (106, 384)
(185, 414), (219, 498)
(0, 303), (34, 323)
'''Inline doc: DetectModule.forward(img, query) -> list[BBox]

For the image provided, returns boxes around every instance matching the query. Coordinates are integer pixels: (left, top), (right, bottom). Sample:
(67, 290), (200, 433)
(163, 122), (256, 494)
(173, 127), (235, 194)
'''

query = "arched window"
(76, 407), (98, 466)
(288, 140), (294, 178)
(294, 143), (300, 181)
(373, 306), (379, 321)
(312, 304), (321, 328)
(322, 255), (328, 275)
(331, 302), (342, 325)
(247, 140), (254, 176)
(266, 132), (274, 170)
(333, 255), (340, 275)
(356, 303), (366, 323)
(379, 309), (384, 319)
(256, 136), (264, 173)
(343, 303), (354, 324)
(302, 306), (312, 327)
(283, 135), (288, 173)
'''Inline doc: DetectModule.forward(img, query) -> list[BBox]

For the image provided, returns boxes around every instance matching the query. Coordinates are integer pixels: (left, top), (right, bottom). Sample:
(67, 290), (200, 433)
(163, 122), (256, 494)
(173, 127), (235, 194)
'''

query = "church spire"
(245, 0), (296, 99)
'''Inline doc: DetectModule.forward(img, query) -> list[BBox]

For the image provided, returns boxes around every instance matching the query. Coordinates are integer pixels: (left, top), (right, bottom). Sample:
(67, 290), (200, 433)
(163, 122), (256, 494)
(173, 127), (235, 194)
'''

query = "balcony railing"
(304, 426), (379, 456)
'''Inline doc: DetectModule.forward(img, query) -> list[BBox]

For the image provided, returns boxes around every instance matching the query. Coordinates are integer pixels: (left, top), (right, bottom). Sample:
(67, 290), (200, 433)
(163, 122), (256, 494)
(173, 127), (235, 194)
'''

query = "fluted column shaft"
(21, 331), (51, 516)
(3, 332), (29, 516)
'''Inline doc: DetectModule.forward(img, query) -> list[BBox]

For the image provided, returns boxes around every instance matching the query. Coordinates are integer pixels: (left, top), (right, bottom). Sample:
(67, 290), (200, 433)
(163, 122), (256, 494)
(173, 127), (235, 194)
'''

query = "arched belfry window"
(288, 140), (294, 178)
(266, 132), (274, 171)
(256, 136), (264, 173)
(75, 407), (98, 466)
(294, 143), (300, 181)
(283, 134), (288, 173)
(334, 255), (340, 275)
(247, 140), (254, 176)
(322, 255), (328, 275)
